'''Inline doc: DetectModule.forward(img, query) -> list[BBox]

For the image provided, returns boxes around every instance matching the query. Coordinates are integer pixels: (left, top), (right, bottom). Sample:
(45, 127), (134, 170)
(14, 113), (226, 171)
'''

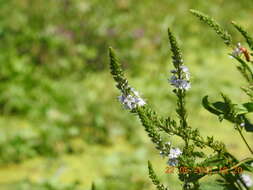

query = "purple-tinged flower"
(169, 65), (191, 90)
(241, 174), (253, 187)
(168, 148), (182, 159)
(167, 147), (182, 166)
(118, 88), (146, 110)
(232, 43), (243, 57)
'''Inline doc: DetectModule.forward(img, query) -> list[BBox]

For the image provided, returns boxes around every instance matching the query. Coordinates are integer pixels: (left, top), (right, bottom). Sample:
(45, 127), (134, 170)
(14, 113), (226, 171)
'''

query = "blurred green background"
(0, 0), (253, 189)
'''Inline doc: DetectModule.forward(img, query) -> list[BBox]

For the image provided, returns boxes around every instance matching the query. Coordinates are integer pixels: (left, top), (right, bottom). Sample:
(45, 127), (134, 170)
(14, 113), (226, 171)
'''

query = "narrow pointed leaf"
(202, 96), (223, 116)
(232, 21), (253, 50)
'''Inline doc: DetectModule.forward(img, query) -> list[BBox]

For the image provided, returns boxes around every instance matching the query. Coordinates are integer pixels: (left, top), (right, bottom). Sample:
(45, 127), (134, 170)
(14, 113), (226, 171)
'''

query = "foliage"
(109, 10), (253, 190)
(1, 0), (253, 189)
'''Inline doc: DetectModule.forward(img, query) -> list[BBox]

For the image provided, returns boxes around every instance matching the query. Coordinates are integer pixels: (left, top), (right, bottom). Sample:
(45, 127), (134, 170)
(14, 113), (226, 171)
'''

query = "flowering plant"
(108, 9), (253, 190)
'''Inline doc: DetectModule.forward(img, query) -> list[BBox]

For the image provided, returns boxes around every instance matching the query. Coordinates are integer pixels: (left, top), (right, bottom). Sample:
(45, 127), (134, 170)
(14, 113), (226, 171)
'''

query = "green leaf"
(232, 104), (248, 115)
(202, 96), (253, 132)
(231, 21), (253, 51)
(202, 96), (223, 116)
(201, 154), (225, 167)
(213, 102), (228, 112)
(244, 119), (253, 132)
(190, 9), (232, 46)
(231, 55), (253, 82)
(148, 161), (168, 190)
(242, 102), (253, 112)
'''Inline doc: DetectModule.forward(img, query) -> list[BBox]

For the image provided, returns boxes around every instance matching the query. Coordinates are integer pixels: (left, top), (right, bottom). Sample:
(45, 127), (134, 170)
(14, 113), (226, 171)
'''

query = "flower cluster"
(241, 174), (253, 187)
(169, 65), (191, 90)
(232, 43), (243, 57)
(118, 88), (146, 110)
(167, 147), (182, 166)
(159, 141), (182, 167)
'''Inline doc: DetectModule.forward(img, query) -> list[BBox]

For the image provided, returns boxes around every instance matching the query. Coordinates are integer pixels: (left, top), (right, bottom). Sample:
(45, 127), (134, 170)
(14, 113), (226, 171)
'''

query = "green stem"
(237, 125), (253, 155)
(177, 89), (189, 147)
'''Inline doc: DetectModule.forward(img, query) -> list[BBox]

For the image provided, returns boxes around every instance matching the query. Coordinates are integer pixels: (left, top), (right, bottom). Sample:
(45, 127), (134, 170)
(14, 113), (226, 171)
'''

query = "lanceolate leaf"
(231, 55), (253, 82)
(231, 21), (253, 51)
(242, 102), (253, 112)
(190, 9), (232, 46)
(202, 96), (253, 132)
(244, 118), (253, 132)
(202, 96), (223, 115)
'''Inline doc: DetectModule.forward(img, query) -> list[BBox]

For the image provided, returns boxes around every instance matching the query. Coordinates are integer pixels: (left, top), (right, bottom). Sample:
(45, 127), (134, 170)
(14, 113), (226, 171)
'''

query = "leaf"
(232, 55), (253, 82)
(190, 9), (232, 46)
(232, 104), (248, 115)
(242, 102), (253, 112)
(244, 118), (253, 132)
(202, 155), (225, 167)
(148, 161), (168, 190)
(231, 21), (253, 51)
(202, 96), (223, 116)
(202, 96), (253, 132)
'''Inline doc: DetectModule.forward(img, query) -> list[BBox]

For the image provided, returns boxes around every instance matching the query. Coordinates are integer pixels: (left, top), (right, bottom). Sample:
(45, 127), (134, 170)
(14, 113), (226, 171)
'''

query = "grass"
(0, 51), (252, 189)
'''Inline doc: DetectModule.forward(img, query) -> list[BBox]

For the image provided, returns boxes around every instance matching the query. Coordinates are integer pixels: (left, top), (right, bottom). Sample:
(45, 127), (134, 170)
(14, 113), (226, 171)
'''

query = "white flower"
(169, 65), (191, 90)
(240, 123), (245, 127)
(180, 65), (189, 73)
(180, 66), (190, 80)
(241, 174), (253, 187)
(170, 77), (191, 91)
(168, 148), (182, 159)
(118, 94), (135, 109)
(170, 66), (190, 80)
(232, 43), (243, 57)
(118, 89), (146, 110)
(131, 88), (139, 96)
(167, 147), (182, 166)
(178, 80), (191, 90)
(135, 97), (146, 106)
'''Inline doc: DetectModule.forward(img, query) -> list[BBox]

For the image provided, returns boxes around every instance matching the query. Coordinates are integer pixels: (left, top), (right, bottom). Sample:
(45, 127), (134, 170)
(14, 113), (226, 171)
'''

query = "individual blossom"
(232, 43), (243, 57)
(170, 65), (190, 80)
(168, 147), (182, 159)
(241, 174), (253, 187)
(167, 147), (182, 166)
(170, 78), (191, 91)
(180, 65), (190, 80)
(118, 88), (146, 110)
(240, 122), (245, 127)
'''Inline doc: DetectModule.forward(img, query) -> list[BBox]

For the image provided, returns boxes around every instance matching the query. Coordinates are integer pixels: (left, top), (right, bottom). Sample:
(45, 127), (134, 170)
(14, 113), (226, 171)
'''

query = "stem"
(177, 89), (189, 147)
(236, 179), (245, 190)
(236, 125), (253, 155)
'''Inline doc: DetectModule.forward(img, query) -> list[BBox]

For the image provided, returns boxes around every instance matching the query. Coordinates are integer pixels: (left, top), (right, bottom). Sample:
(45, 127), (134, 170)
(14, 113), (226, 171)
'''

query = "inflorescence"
(118, 88), (146, 110)
(109, 10), (253, 189)
(169, 65), (191, 90)
(167, 147), (182, 166)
